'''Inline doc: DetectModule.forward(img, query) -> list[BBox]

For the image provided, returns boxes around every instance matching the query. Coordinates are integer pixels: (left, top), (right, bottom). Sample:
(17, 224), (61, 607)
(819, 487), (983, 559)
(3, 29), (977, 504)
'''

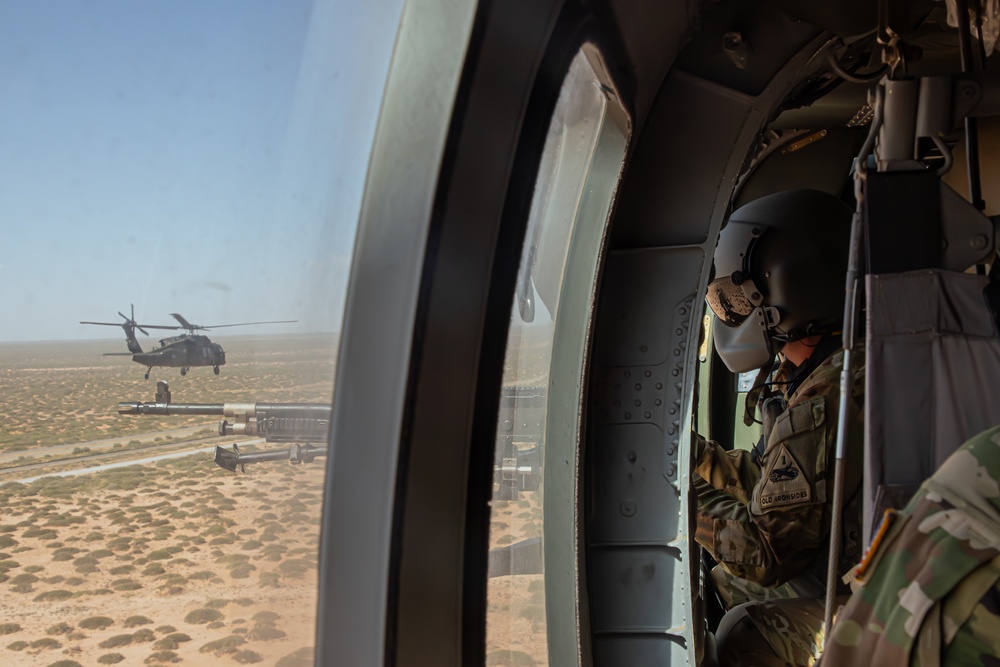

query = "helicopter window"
(487, 45), (628, 666)
(0, 3), (400, 666)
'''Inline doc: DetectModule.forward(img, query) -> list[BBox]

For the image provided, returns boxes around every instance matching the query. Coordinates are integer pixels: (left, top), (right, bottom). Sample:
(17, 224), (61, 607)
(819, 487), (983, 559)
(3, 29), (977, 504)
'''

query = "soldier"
(697, 189), (865, 665)
(819, 425), (1000, 666)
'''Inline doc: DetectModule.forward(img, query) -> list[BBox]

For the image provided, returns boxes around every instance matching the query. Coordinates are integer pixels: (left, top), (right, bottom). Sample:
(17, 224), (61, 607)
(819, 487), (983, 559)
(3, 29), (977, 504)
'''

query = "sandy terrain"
(0, 453), (324, 667)
(0, 332), (555, 666)
(486, 490), (548, 666)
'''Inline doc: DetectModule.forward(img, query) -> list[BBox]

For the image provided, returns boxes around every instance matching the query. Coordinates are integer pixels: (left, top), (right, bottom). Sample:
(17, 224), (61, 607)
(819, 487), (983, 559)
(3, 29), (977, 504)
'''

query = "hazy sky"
(0, 0), (404, 342)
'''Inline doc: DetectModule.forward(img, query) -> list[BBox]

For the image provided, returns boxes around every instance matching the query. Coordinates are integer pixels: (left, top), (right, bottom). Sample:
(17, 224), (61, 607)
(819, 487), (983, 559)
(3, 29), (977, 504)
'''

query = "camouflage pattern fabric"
(710, 563), (802, 609)
(716, 596), (842, 667)
(694, 348), (865, 590)
(819, 425), (1000, 666)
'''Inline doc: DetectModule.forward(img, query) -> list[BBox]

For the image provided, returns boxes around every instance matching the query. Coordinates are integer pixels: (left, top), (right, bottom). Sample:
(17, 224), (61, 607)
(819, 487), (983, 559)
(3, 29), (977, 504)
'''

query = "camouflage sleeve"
(693, 433), (761, 504)
(821, 425), (1000, 666)
(694, 472), (821, 586)
(694, 390), (836, 587)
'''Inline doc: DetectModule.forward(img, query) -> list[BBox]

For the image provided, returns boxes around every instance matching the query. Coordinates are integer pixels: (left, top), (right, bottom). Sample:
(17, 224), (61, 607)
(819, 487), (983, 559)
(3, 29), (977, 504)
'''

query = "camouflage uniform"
(694, 347), (865, 666)
(695, 347), (865, 593)
(820, 425), (1000, 666)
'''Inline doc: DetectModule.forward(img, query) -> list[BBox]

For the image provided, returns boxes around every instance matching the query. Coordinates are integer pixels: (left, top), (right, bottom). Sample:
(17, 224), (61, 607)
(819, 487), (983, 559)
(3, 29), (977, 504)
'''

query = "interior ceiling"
(661, 0), (985, 132)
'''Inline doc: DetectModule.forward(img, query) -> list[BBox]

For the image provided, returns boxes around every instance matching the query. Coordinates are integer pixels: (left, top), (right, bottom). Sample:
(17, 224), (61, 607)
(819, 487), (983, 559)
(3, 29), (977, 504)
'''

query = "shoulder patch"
(758, 442), (812, 511)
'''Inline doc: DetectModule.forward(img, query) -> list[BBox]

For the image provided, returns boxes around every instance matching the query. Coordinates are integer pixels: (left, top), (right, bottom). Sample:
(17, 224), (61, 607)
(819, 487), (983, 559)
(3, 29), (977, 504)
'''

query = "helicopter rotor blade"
(170, 313), (201, 330)
(80, 321), (126, 327)
(201, 320), (298, 329)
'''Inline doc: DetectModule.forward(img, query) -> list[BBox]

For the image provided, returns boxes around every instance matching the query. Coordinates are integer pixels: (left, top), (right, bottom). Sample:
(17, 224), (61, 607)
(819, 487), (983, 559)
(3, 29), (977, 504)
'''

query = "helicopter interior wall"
(322, 0), (971, 665)
(672, 2), (824, 96)
(732, 127), (865, 209)
(584, 12), (852, 663)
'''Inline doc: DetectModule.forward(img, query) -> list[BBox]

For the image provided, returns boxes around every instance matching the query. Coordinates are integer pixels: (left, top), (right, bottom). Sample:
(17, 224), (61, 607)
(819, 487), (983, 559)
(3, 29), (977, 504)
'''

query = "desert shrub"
(0, 525), (16, 533)
(261, 544), (287, 559)
(46, 575), (65, 584)
(278, 558), (312, 578)
(107, 537), (132, 551)
(22, 528), (58, 539)
(97, 654), (125, 664)
(0, 535), (18, 548)
(64, 576), (85, 586)
(184, 608), (223, 624)
(79, 616), (114, 630)
(112, 579), (142, 591)
(241, 539), (263, 550)
(30, 637), (61, 649)
(52, 547), (82, 561)
(154, 625), (176, 634)
(152, 632), (191, 650)
(46, 514), (85, 526)
(252, 610), (280, 625)
(84, 531), (104, 542)
(109, 565), (134, 575)
(246, 625), (286, 641)
(72, 556), (98, 573)
(90, 549), (115, 559)
(144, 650), (181, 664)
(259, 571), (281, 587)
(234, 597), (255, 606)
(23, 564), (44, 573)
(7, 640), (28, 650)
(275, 647), (314, 667)
(205, 598), (229, 610)
(233, 649), (264, 664)
(34, 589), (73, 602)
(10, 572), (47, 593)
(123, 615), (153, 628)
(207, 620), (225, 629)
(43, 661), (83, 667)
(46, 622), (73, 635)
(0, 559), (20, 572)
(131, 628), (156, 643)
(199, 635), (245, 655)
(0, 622), (21, 635)
(229, 563), (255, 579)
(142, 563), (166, 576)
(98, 634), (134, 649)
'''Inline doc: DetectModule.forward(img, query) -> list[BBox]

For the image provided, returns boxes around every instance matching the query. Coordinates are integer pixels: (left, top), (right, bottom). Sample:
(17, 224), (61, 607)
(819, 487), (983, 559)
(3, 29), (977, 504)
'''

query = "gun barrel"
(118, 402), (226, 416)
(214, 444), (328, 472)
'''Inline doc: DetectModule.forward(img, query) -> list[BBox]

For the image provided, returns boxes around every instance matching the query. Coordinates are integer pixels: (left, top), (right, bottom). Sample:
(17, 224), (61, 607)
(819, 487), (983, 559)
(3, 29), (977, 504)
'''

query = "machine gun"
(118, 381), (330, 472)
(121, 382), (547, 491)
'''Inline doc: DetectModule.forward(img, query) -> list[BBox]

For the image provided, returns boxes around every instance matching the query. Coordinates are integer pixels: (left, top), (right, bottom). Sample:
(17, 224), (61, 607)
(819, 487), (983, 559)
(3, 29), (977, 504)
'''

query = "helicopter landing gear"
(180, 367), (188, 376)
(213, 365), (220, 375)
(144, 370), (151, 380)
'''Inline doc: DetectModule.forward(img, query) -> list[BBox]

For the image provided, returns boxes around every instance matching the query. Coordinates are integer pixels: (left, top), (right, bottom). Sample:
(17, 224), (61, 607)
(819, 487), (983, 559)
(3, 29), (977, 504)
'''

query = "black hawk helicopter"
(81, 304), (296, 379)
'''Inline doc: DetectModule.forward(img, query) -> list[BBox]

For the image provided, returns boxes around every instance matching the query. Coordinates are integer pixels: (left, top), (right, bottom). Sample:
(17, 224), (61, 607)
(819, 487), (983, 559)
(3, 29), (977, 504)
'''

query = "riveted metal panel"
(589, 546), (683, 631)
(591, 423), (680, 542)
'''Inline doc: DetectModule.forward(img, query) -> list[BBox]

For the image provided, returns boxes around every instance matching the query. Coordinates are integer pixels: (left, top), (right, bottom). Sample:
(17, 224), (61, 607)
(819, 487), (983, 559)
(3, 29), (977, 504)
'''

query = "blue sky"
(0, 0), (404, 342)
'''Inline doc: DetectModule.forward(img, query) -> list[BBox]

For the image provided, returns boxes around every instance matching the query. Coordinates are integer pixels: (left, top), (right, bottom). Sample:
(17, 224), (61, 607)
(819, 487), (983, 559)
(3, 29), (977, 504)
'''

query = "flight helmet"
(706, 189), (853, 373)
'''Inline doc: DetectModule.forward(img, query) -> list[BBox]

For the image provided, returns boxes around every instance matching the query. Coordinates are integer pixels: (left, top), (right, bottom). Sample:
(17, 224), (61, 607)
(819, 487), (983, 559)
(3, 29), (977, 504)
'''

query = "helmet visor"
(706, 277), (754, 327)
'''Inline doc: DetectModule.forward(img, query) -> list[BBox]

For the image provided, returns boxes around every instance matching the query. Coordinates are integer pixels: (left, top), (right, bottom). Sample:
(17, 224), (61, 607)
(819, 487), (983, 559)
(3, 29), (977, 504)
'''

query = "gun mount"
(121, 382), (546, 490)
(119, 381), (331, 471)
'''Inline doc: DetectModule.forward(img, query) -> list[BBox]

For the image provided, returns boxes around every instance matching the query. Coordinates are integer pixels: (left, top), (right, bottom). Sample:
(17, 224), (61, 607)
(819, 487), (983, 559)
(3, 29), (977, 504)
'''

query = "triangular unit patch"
(758, 442), (812, 511)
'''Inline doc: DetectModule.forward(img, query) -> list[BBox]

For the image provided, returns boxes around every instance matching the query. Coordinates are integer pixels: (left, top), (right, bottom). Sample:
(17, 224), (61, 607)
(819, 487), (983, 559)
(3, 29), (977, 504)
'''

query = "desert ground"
(0, 332), (552, 666)
(0, 335), (335, 667)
